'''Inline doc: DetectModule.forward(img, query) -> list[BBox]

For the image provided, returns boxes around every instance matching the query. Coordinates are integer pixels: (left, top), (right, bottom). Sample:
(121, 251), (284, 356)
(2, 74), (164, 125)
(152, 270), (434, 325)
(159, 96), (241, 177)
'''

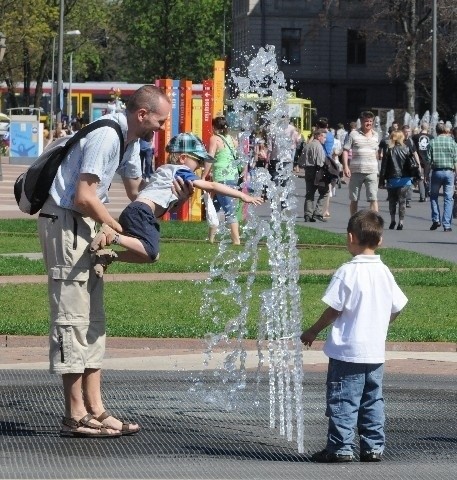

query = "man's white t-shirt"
(322, 255), (408, 364)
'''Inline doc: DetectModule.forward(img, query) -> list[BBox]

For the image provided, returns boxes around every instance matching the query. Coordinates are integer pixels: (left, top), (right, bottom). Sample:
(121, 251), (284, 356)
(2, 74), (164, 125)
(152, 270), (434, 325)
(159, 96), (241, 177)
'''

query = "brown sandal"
(60, 413), (121, 438)
(95, 410), (141, 436)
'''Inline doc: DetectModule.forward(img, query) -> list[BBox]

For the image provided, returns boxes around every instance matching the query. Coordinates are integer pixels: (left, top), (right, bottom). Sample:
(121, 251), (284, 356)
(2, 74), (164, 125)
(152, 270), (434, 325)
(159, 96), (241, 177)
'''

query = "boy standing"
(301, 210), (408, 463)
(91, 133), (262, 266)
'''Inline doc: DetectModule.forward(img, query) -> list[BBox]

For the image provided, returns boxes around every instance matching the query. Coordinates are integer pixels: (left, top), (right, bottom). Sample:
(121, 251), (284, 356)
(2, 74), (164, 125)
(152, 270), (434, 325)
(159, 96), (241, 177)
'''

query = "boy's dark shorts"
(118, 201), (160, 260)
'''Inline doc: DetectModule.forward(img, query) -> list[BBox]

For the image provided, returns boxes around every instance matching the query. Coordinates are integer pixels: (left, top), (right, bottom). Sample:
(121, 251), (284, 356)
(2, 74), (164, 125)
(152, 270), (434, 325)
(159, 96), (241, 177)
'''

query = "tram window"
(290, 117), (301, 131)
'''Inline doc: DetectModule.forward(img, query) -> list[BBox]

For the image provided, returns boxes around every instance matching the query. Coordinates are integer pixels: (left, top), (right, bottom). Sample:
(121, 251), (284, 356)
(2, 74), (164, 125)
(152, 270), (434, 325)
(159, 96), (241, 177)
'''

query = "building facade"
(231, 0), (406, 126)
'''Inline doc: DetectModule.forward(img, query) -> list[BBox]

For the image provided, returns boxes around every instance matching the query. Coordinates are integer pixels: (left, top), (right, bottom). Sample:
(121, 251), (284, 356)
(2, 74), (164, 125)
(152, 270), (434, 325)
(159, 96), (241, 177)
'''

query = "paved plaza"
(0, 162), (456, 479)
(0, 365), (456, 480)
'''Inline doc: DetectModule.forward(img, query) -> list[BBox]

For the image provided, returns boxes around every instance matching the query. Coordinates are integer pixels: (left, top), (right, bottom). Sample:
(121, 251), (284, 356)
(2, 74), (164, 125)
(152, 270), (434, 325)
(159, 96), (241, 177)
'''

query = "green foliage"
(1, 279), (457, 342)
(116, 0), (231, 82)
(1, 218), (457, 342)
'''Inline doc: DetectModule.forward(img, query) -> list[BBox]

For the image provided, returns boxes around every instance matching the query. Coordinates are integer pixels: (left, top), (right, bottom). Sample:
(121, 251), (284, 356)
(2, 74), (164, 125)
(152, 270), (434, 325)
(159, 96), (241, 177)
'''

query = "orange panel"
(155, 79), (173, 168)
(179, 80), (192, 133)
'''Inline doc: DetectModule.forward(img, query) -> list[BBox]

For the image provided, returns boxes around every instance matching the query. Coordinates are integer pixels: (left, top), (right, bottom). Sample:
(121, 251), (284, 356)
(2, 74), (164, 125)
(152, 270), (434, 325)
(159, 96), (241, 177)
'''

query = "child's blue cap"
(166, 133), (214, 163)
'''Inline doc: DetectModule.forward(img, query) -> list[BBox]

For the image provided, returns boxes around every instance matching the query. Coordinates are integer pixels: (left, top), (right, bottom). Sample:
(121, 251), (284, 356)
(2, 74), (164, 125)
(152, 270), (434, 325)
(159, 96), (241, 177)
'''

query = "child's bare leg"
(114, 234), (153, 262)
(229, 222), (240, 245)
(208, 226), (218, 244)
(116, 250), (159, 264)
(92, 223), (155, 263)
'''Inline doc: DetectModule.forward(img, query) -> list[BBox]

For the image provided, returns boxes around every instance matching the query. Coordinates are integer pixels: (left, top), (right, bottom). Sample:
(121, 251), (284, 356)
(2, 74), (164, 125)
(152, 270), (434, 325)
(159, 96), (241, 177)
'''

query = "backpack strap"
(61, 119), (124, 164)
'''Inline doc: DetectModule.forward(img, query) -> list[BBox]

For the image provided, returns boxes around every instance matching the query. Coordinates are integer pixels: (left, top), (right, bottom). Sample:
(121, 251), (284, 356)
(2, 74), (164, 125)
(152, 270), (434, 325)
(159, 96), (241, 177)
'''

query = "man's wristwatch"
(112, 233), (121, 245)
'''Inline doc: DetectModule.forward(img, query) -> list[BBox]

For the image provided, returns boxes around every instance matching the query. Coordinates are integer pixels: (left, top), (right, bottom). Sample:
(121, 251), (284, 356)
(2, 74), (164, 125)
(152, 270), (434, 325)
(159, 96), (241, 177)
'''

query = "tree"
(0, 0), (233, 114)
(327, 0), (457, 117)
(0, 0), (59, 109)
(114, 0), (231, 83)
(0, 0), (114, 112)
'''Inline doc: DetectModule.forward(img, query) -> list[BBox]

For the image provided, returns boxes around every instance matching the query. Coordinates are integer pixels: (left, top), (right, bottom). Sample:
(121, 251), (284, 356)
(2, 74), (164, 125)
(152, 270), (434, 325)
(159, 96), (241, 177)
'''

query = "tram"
(0, 81), (150, 124)
(0, 81), (314, 141)
(225, 92), (314, 139)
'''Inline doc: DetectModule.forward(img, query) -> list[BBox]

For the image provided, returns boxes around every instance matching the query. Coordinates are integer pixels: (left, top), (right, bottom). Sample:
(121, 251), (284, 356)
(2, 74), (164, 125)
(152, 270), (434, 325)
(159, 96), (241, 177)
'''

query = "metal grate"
(0, 370), (455, 479)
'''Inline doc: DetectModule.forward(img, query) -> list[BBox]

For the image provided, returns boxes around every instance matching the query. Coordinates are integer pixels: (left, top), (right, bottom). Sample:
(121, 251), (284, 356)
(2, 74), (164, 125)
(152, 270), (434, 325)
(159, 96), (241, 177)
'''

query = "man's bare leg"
(61, 372), (118, 435)
(370, 200), (378, 212)
(83, 368), (140, 433)
(350, 200), (358, 216)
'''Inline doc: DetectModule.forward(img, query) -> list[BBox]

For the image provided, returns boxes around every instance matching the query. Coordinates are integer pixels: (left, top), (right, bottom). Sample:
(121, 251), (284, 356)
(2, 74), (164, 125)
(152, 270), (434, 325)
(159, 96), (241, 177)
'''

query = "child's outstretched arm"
(300, 306), (340, 347)
(192, 178), (263, 205)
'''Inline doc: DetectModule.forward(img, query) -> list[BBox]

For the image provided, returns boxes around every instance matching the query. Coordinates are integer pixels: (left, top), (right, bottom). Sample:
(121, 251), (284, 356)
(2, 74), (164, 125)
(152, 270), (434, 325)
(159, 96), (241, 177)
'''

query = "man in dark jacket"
(299, 128), (328, 222)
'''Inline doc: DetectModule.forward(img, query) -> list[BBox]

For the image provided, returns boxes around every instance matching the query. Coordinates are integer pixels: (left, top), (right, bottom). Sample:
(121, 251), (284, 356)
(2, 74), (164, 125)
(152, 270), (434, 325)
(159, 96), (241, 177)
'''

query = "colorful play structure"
(153, 61), (314, 221)
(1, 60), (314, 221)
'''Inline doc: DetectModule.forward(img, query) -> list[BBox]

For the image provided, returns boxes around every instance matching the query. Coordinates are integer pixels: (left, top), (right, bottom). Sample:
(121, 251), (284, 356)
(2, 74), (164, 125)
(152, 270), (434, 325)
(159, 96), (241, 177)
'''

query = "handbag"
(406, 152), (421, 179)
(203, 192), (219, 228)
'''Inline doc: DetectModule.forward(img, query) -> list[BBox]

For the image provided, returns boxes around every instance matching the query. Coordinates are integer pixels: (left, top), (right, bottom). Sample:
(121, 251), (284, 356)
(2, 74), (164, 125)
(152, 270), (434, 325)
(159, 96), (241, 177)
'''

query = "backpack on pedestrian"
(14, 119), (124, 215)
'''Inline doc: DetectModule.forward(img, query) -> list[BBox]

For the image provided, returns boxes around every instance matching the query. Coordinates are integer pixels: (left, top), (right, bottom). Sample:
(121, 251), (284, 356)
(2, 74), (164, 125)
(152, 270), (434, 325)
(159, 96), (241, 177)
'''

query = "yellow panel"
(213, 60), (225, 117)
(192, 98), (203, 138)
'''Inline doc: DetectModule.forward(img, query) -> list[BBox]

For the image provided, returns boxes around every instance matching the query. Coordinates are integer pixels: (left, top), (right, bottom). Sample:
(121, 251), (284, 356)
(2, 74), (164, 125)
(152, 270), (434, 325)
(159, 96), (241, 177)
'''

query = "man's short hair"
(360, 111), (375, 119)
(126, 85), (170, 114)
(316, 117), (329, 128)
(436, 123), (446, 135)
(313, 128), (327, 138)
(347, 210), (384, 248)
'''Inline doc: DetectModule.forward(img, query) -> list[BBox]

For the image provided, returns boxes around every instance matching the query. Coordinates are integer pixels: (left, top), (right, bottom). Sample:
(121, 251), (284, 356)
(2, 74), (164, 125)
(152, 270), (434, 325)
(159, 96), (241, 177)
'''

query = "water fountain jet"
(199, 46), (305, 452)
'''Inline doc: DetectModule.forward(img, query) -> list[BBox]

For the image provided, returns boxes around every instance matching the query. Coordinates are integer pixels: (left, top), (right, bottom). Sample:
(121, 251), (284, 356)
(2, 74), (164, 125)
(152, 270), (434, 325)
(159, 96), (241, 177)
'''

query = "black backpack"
(14, 119), (124, 215)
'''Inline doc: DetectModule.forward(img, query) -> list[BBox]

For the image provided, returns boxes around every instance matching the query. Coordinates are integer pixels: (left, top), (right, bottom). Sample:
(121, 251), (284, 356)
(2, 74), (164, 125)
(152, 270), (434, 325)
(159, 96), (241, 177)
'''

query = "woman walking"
(379, 131), (415, 230)
(204, 116), (242, 244)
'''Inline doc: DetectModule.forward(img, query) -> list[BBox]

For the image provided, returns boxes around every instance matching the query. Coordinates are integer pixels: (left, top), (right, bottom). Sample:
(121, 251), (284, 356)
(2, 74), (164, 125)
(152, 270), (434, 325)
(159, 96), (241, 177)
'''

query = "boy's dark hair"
(347, 210), (384, 248)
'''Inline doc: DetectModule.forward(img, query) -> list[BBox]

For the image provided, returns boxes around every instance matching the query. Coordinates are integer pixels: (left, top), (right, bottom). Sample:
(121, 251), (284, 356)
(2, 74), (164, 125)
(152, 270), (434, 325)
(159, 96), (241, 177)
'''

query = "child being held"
(301, 210), (408, 463)
(91, 133), (263, 272)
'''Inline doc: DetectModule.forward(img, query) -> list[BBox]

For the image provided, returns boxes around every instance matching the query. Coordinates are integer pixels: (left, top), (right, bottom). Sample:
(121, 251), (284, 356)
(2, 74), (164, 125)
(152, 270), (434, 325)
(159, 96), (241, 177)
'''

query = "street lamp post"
(431, 0), (437, 115)
(65, 30), (81, 122)
(55, 27), (81, 128)
(50, 36), (56, 134)
(0, 32), (5, 181)
(68, 52), (73, 120)
(56, 0), (64, 125)
(56, 0), (81, 125)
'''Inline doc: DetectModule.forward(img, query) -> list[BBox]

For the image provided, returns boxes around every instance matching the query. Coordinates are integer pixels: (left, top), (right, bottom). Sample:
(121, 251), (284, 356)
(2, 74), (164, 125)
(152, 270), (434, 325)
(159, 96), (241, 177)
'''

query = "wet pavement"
(0, 368), (456, 480)
(0, 337), (456, 480)
(1, 163), (457, 479)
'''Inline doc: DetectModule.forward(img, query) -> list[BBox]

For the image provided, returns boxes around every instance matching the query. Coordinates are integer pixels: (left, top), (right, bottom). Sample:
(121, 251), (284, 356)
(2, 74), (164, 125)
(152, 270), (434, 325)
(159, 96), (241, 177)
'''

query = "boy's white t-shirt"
(137, 164), (199, 210)
(322, 254), (408, 364)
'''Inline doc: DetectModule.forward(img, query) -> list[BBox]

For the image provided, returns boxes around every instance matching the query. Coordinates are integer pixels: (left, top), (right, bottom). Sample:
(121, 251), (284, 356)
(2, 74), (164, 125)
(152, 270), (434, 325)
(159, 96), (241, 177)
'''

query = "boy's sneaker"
(310, 449), (353, 463)
(360, 451), (382, 462)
